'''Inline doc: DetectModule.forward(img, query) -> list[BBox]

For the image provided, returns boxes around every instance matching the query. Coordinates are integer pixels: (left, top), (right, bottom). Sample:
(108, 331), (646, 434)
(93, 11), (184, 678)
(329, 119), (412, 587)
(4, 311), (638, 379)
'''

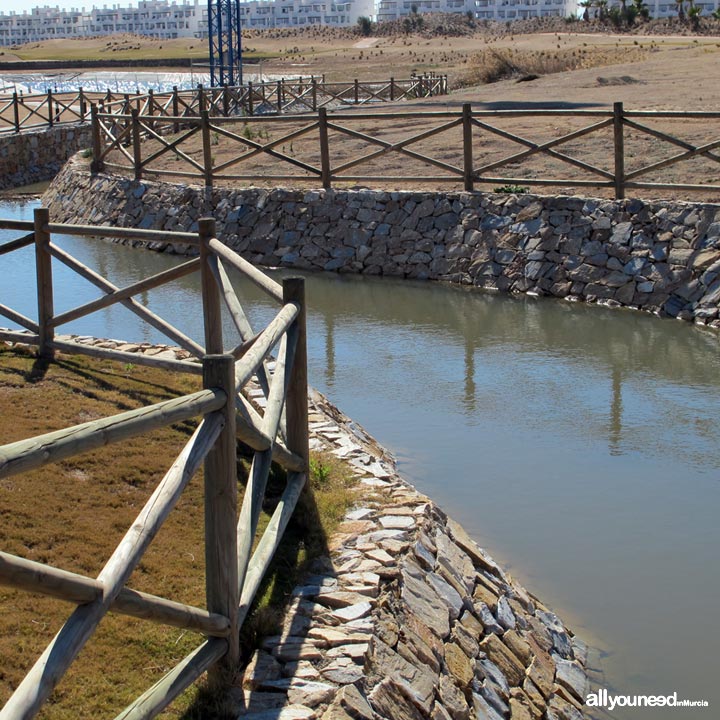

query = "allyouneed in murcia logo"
(587, 689), (709, 712)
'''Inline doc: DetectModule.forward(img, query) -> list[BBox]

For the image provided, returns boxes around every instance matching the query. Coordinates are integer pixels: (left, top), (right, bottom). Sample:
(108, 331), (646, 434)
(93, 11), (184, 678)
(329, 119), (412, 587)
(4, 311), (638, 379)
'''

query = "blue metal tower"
(207, 0), (243, 87)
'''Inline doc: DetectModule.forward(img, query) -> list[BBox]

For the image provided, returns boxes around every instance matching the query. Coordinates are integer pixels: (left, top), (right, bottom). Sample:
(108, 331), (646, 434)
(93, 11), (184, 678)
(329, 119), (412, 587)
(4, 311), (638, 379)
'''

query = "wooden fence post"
(202, 354), (239, 687)
(277, 80), (282, 114)
(34, 207), (54, 359)
(318, 108), (331, 190)
(131, 108), (142, 182)
(12, 92), (20, 132)
(390, 77), (395, 102)
(311, 78), (317, 112)
(282, 277), (309, 469)
(79, 87), (86, 121)
(199, 217), (223, 354)
(613, 101), (625, 200)
(198, 83), (206, 114)
(462, 103), (474, 192)
(172, 85), (180, 132)
(201, 111), (214, 189)
(47, 89), (54, 128)
(223, 83), (230, 116)
(354, 78), (359, 105)
(147, 88), (156, 133)
(90, 104), (103, 173)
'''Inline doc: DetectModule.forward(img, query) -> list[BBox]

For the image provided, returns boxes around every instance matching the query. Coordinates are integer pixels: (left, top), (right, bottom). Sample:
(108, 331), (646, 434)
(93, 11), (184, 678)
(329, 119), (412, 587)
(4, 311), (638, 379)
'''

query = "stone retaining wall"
(0, 125), (92, 190)
(3, 330), (593, 720)
(44, 160), (720, 326)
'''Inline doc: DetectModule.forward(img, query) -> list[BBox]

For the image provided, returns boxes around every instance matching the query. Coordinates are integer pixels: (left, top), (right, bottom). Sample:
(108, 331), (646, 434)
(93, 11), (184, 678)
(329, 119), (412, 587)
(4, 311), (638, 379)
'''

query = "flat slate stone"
(331, 601), (373, 623)
(554, 657), (589, 702)
(368, 638), (437, 714)
(496, 596), (516, 631)
(368, 677), (427, 720)
(335, 685), (374, 720)
(427, 572), (464, 621)
(435, 530), (475, 594)
(401, 566), (450, 640)
(240, 705), (316, 720)
(379, 515), (416, 530)
(472, 692), (506, 720)
(321, 658), (365, 685)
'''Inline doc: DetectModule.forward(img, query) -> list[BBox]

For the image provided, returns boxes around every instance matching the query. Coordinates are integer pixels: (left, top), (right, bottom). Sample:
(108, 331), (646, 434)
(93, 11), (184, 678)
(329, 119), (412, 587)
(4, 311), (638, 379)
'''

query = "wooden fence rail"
(0, 209), (309, 719)
(91, 102), (720, 199)
(0, 76), (448, 135)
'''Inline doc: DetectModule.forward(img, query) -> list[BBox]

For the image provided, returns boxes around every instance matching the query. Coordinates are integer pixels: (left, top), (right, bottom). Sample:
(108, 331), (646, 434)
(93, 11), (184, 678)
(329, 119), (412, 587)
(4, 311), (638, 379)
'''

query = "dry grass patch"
(458, 45), (651, 87)
(0, 344), (357, 718)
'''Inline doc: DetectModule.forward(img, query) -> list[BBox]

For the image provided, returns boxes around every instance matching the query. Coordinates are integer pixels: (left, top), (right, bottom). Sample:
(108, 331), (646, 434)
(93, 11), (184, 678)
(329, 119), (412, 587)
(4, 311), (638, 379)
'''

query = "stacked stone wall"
(0, 125), (92, 190)
(44, 159), (720, 325)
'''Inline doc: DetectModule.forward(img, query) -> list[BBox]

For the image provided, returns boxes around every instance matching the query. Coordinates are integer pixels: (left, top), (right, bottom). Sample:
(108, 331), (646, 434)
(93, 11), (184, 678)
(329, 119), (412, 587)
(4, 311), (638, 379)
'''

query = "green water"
(2, 198), (719, 718)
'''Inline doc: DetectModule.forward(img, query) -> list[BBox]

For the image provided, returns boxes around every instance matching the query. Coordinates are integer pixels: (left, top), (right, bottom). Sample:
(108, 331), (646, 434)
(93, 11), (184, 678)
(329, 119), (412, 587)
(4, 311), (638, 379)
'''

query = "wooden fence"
(0, 209), (309, 719)
(91, 101), (720, 199)
(0, 75), (448, 135)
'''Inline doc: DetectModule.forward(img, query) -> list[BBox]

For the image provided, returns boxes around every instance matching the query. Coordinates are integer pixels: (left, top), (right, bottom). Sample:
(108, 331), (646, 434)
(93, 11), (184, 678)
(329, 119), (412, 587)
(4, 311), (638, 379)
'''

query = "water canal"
(1, 198), (719, 719)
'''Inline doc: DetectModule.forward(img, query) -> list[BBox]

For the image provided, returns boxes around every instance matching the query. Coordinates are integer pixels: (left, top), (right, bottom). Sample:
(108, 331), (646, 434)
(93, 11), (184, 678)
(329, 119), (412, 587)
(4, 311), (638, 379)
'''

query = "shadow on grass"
(24, 354), (52, 383)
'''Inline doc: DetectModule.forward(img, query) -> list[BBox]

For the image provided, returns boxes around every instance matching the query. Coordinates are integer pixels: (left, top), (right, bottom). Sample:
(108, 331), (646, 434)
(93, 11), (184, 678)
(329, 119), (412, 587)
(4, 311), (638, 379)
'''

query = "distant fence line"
(90, 102), (720, 200)
(0, 75), (448, 135)
(0, 209), (309, 720)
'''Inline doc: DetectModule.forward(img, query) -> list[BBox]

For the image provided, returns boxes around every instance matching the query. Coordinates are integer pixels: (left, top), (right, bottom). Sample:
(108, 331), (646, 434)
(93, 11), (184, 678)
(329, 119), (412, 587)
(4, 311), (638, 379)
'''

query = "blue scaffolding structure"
(207, 0), (243, 87)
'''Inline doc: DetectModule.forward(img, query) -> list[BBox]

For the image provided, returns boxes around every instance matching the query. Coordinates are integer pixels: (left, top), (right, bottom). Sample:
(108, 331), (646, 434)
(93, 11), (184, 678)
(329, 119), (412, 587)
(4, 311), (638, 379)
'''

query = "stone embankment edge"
(0, 125), (93, 191)
(44, 158), (720, 326)
(1, 331), (591, 720)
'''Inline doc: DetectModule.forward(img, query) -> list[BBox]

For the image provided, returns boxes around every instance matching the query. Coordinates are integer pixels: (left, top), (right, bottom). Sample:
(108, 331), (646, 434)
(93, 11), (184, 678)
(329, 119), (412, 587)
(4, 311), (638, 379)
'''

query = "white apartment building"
(376, 0), (572, 20)
(1, 0), (717, 46)
(0, 0), (375, 45)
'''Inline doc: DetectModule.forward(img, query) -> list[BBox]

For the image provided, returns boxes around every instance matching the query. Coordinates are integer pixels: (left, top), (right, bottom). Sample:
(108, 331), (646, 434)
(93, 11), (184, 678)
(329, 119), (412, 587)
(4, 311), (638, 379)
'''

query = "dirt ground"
(3, 23), (720, 201)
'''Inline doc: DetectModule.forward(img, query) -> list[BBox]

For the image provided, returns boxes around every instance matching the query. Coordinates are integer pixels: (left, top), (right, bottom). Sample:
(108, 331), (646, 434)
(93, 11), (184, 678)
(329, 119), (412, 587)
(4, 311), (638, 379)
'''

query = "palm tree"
(633, 0), (650, 19)
(595, 0), (609, 20)
(687, 0), (702, 27)
(675, 0), (685, 19)
(580, 0), (593, 19)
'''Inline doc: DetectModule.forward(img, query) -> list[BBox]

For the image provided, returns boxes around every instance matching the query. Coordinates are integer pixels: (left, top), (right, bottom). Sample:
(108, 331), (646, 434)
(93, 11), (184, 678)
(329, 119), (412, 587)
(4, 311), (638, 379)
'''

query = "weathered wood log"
(207, 237), (283, 303)
(238, 471), (306, 627)
(0, 551), (230, 637)
(113, 638), (228, 720)
(207, 255), (271, 398)
(199, 219), (223, 355)
(235, 394), (304, 472)
(49, 339), (203, 374)
(233, 302), (299, 390)
(46, 222), (199, 245)
(0, 415), (224, 720)
(283, 278), (309, 471)
(50, 258), (200, 329)
(0, 304), (39, 333)
(34, 208), (54, 359)
(48, 242), (204, 357)
(0, 330), (40, 345)
(0, 232), (34, 255)
(202, 356), (239, 684)
(0, 388), (225, 479)
(614, 101), (625, 200)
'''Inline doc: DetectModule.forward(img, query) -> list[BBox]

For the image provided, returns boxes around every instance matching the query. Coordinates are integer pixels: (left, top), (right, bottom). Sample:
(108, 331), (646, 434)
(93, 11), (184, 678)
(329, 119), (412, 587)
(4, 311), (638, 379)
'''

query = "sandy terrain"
(3, 23), (719, 201)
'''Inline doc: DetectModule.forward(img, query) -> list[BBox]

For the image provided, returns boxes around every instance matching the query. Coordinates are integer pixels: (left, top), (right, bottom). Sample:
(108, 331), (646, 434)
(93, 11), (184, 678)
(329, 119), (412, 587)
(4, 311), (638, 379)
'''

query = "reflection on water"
(2, 70), (286, 95)
(2, 199), (720, 719)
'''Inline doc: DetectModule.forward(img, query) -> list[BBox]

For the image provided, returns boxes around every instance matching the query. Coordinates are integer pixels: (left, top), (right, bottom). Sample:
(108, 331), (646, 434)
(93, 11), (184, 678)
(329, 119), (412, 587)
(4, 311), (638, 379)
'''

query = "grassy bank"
(0, 343), (356, 718)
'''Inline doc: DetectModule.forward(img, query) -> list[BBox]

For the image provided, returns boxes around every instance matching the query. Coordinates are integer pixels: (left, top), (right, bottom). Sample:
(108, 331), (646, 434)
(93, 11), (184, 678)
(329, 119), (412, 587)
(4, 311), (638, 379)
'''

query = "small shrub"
(494, 184), (529, 194)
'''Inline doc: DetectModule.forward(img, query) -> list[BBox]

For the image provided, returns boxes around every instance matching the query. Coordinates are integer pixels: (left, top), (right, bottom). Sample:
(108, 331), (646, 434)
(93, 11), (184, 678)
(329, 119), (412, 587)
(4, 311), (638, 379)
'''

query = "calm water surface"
(1, 199), (719, 719)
